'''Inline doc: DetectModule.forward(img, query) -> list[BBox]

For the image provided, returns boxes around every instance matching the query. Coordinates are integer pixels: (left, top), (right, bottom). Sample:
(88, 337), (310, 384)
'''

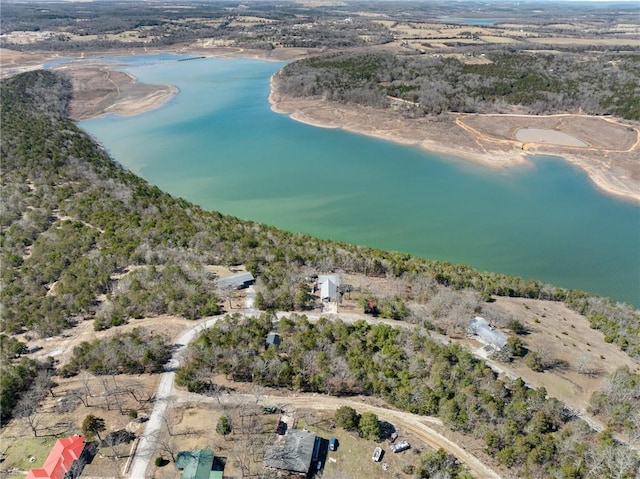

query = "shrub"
(335, 405), (360, 431)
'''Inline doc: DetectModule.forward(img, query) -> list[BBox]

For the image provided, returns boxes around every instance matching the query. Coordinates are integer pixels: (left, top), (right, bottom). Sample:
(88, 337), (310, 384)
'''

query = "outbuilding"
(468, 316), (508, 350)
(266, 332), (281, 347)
(318, 275), (340, 302)
(215, 272), (255, 290)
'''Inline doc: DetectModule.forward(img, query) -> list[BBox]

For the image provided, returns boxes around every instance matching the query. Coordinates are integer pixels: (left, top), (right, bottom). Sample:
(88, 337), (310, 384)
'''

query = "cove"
(78, 56), (640, 307)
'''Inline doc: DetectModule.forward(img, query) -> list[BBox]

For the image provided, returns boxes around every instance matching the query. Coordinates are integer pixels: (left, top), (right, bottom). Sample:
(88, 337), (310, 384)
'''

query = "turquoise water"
(78, 56), (640, 306)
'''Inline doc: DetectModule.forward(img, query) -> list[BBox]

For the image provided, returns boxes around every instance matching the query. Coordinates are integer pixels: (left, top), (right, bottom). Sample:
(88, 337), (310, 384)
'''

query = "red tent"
(26, 435), (85, 479)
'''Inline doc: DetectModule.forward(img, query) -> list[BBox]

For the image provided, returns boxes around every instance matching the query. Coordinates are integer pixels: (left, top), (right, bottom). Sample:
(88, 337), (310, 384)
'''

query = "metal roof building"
(26, 435), (85, 479)
(264, 429), (317, 476)
(266, 332), (281, 346)
(468, 316), (508, 350)
(318, 275), (339, 301)
(215, 272), (255, 290)
(175, 450), (223, 479)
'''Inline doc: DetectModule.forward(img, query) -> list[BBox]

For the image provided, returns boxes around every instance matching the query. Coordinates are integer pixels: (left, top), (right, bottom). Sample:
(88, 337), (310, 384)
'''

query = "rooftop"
(175, 450), (223, 479)
(216, 271), (255, 290)
(264, 429), (317, 474)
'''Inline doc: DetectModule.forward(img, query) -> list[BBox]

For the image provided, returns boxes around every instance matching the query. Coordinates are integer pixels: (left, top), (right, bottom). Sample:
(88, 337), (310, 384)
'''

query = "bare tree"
(576, 352), (600, 377)
(34, 368), (57, 398)
(157, 435), (179, 463)
(81, 372), (93, 407)
(15, 396), (44, 437)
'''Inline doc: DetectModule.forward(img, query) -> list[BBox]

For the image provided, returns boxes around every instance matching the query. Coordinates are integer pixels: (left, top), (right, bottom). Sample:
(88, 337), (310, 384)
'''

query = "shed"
(216, 272), (255, 290)
(264, 429), (317, 476)
(266, 332), (281, 347)
(468, 316), (508, 350)
(318, 275), (340, 301)
(26, 435), (85, 479)
(175, 450), (223, 479)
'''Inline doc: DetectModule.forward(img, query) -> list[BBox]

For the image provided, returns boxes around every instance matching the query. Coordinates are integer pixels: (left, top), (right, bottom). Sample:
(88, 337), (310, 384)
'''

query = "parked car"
(329, 437), (338, 451)
(390, 441), (410, 453)
(372, 446), (383, 462)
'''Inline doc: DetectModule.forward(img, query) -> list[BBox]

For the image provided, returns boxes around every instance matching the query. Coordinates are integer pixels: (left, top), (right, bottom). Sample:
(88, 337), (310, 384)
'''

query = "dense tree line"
(176, 314), (639, 478)
(0, 356), (55, 423)
(277, 50), (640, 120)
(589, 367), (640, 441)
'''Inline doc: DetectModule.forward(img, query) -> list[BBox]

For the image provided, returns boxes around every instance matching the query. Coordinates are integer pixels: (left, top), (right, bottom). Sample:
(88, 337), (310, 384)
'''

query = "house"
(26, 435), (86, 479)
(215, 272), (255, 290)
(266, 332), (281, 347)
(468, 316), (508, 350)
(317, 275), (340, 302)
(264, 429), (318, 476)
(175, 450), (223, 479)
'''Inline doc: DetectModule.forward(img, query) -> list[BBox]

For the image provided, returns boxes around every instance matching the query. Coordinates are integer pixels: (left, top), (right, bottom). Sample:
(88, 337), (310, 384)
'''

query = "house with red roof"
(26, 435), (85, 479)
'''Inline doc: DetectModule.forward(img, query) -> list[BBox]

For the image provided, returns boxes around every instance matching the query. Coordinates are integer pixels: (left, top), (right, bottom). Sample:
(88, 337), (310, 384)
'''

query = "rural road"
(176, 390), (502, 479)
(126, 286), (502, 478)
(126, 315), (223, 478)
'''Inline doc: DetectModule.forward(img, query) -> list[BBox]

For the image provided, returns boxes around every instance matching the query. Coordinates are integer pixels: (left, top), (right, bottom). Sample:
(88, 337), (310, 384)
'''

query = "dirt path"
(126, 288), (501, 478)
(126, 316), (224, 478)
(176, 390), (503, 479)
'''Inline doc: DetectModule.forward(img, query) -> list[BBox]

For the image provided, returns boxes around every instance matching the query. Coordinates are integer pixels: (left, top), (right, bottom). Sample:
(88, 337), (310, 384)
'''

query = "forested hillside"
(277, 50), (640, 120)
(1, 70), (638, 421)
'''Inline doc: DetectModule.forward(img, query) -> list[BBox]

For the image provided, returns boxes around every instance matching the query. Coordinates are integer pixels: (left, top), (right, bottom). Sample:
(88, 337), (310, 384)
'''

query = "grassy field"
(0, 435), (61, 478)
(297, 413), (416, 479)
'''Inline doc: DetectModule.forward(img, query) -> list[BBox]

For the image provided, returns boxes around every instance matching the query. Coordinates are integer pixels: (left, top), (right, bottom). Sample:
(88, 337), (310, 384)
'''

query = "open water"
(78, 55), (640, 306)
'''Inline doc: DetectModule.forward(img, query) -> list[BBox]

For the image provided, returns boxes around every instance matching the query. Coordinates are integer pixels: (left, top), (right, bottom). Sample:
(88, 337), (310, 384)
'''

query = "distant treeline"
(0, 1), (392, 51)
(1, 70), (639, 422)
(278, 50), (640, 120)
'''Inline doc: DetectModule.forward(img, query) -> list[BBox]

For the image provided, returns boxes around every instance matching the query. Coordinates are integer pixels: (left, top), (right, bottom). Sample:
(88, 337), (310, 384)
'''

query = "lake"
(78, 55), (640, 306)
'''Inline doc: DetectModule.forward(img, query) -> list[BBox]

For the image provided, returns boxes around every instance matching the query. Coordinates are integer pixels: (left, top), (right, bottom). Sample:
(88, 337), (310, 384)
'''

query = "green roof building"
(175, 450), (223, 479)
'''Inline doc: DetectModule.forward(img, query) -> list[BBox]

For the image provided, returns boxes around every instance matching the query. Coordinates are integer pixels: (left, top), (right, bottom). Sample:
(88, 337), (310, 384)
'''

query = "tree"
(82, 414), (106, 442)
(358, 412), (381, 440)
(507, 336), (526, 358)
(335, 406), (360, 431)
(508, 319), (528, 335)
(15, 396), (43, 437)
(216, 415), (232, 438)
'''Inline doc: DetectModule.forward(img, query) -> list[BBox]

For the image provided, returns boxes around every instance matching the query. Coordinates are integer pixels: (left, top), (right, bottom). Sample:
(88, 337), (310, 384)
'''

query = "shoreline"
(269, 74), (640, 205)
(12, 46), (636, 204)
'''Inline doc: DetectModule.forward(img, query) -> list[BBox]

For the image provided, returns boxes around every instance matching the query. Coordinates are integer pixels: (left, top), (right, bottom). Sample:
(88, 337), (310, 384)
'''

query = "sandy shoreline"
(268, 74), (640, 204)
(4, 47), (636, 203)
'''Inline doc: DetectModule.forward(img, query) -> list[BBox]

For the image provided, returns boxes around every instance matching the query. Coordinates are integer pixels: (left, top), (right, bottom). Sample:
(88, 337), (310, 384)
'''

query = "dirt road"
(126, 316), (223, 478)
(126, 287), (501, 478)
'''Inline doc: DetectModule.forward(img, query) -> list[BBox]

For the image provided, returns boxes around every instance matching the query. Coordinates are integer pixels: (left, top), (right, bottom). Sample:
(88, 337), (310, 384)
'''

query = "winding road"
(126, 287), (502, 478)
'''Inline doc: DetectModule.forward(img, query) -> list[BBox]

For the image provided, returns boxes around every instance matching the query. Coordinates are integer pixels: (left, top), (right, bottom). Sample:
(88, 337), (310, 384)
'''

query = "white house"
(317, 275), (340, 302)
